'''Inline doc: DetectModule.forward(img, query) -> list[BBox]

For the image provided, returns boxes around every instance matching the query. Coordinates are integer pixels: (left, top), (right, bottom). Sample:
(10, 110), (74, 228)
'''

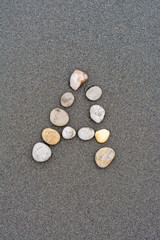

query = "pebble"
(70, 70), (88, 90)
(50, 108), (69, 126)
(60, 92), (75, 108)
(78, 127), (95, 140)
(95, 129), (110, 143)
(42, 128), (60, 145)
(95, 147), (115, 168)
(62, 126), (76, 139)
(90, 105), (105, 123)
(86, 86), (102, 101)
(32, 142), (52, 162)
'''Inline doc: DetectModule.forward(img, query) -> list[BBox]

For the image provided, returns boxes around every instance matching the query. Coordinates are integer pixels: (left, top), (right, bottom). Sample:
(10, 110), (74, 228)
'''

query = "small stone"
(32, 142), (52, 162)
(90, 105), (105, 123)
(62, 126), (76, 139)
(86, 86), (102, 101)
(42, 128), (60, 145)
(50, 108), (69, 126)
(78, 127), (95, 141)
(95, 147), (115, 168)
(70, 70), (88, 90)
(95, 129), (110, 143)
(60, 92), (75, 108)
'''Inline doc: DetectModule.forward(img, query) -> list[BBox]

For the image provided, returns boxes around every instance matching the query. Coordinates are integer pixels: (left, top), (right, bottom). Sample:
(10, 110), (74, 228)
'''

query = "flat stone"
(86, 86), (102, 101)
(90, 105), (105, 123)
(42, 128), (60, 145)
(78, 127), (95, 140)
(95, 129), (110, 143)
(32, 142), (52, 162)
(95, 147), (115, 168)
(60, 92), (75, 108)
(62, 126), (76, 139)
(70, 70), (88, 90)
(50, 108), (69, 126)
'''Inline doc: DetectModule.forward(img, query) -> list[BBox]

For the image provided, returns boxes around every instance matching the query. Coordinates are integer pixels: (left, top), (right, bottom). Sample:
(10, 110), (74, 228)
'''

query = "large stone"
(32, 142), (52, 162)
(70, 70), (88, 90)
(95, 147), (115, 168)
(50, 108), (69, 126)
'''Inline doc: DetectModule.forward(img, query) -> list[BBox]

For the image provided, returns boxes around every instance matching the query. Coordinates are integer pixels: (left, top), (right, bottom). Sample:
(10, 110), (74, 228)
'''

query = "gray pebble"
(60, 92), (75, 108)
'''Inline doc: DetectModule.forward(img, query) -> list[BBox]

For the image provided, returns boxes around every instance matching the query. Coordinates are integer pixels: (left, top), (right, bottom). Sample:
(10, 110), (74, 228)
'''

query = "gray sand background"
(1, 1), (160, 239)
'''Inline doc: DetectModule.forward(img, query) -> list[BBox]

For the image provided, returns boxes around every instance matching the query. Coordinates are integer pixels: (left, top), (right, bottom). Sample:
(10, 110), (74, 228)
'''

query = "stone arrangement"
(32, 70), (115, 168)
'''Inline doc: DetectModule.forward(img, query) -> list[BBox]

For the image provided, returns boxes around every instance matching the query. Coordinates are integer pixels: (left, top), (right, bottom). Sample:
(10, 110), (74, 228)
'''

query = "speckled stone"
(62, 126), (76, 139)
(32, 142), (52, 162)
(90, 105), (105, 123)
(50, 108), (69, 126)
(95, 129), (110, 143)
(42, 128), (60, 145)
(60, 92), (75, 108)
(86, 86), (102, 101)
(95, 147), (115, 168)
(70, 70), (88, 90)
(78, 127), (95, 140)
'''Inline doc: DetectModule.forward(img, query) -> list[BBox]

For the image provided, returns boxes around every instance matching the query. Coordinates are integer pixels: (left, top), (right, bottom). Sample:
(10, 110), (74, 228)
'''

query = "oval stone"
(60, 92), (75, 108)
(70, 70), (88, 90)
(78, 127), (95, 141)
(95, 147), (115, 168)
(42, 128), (60, 145)
(86, 86), (102, 101)
(90, 105), (105, 123)
(62, 126), (76, 139)
(32, 142), (52, 162)
(50, 108), (69, 126)
(95, 129), (110, 143)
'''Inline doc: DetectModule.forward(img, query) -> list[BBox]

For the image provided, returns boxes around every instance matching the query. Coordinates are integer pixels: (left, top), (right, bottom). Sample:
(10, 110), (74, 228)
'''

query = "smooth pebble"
(70, 70), (88, 90)
(90, 105), (105, 123)
(78, 127), (95, 140)
(95, 147), (115, 168)
(42, 128), (60, 145)
(32, 142), (52, 162)
(50, 108), (69, 126)
(60, 92), (75, 108)
(95, 129), (110, 143)
(62, 126), (76, 139)
(86, 86), (102, 101)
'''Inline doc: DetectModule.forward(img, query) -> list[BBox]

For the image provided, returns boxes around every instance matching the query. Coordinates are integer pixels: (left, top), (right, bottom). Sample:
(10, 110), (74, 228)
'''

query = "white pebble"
(62, 126), (76, 139)
(86, 86), (102, 101)
(70, 70), (88, 90)
(78, 127), (95, 140)
(50, 108), (69, 126)
(32, 142), (52, 162)
(60, 92), (75, 108)
(90, 105), (105, 123)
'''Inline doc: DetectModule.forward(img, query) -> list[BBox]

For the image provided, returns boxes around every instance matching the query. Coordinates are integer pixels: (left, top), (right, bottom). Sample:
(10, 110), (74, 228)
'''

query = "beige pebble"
(95, 147), (115, 168)
(95, 129), (110, 143)
(50, 108), (69, 126)
(70, 70), (88, 90)
(60, 92), (75, 108)
(86, 86), (102, 101)
(42, 128), (60, 145)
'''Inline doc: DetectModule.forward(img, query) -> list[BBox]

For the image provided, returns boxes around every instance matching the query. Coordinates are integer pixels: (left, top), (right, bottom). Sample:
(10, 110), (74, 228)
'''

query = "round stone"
(60, 92), (75, 108)
(32, 142), (52, 162)
(62, 126), (76, 139)
(90, 105), (105, 123)
(95, 147), (115, 168)
(70, 70), (88, 90)
(86, 86), (102, 101)
(95, 129), (110, 143)
(78, 127), (95, 141)
(42, 128), (60, 145)
(50, 108), (69, 126)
